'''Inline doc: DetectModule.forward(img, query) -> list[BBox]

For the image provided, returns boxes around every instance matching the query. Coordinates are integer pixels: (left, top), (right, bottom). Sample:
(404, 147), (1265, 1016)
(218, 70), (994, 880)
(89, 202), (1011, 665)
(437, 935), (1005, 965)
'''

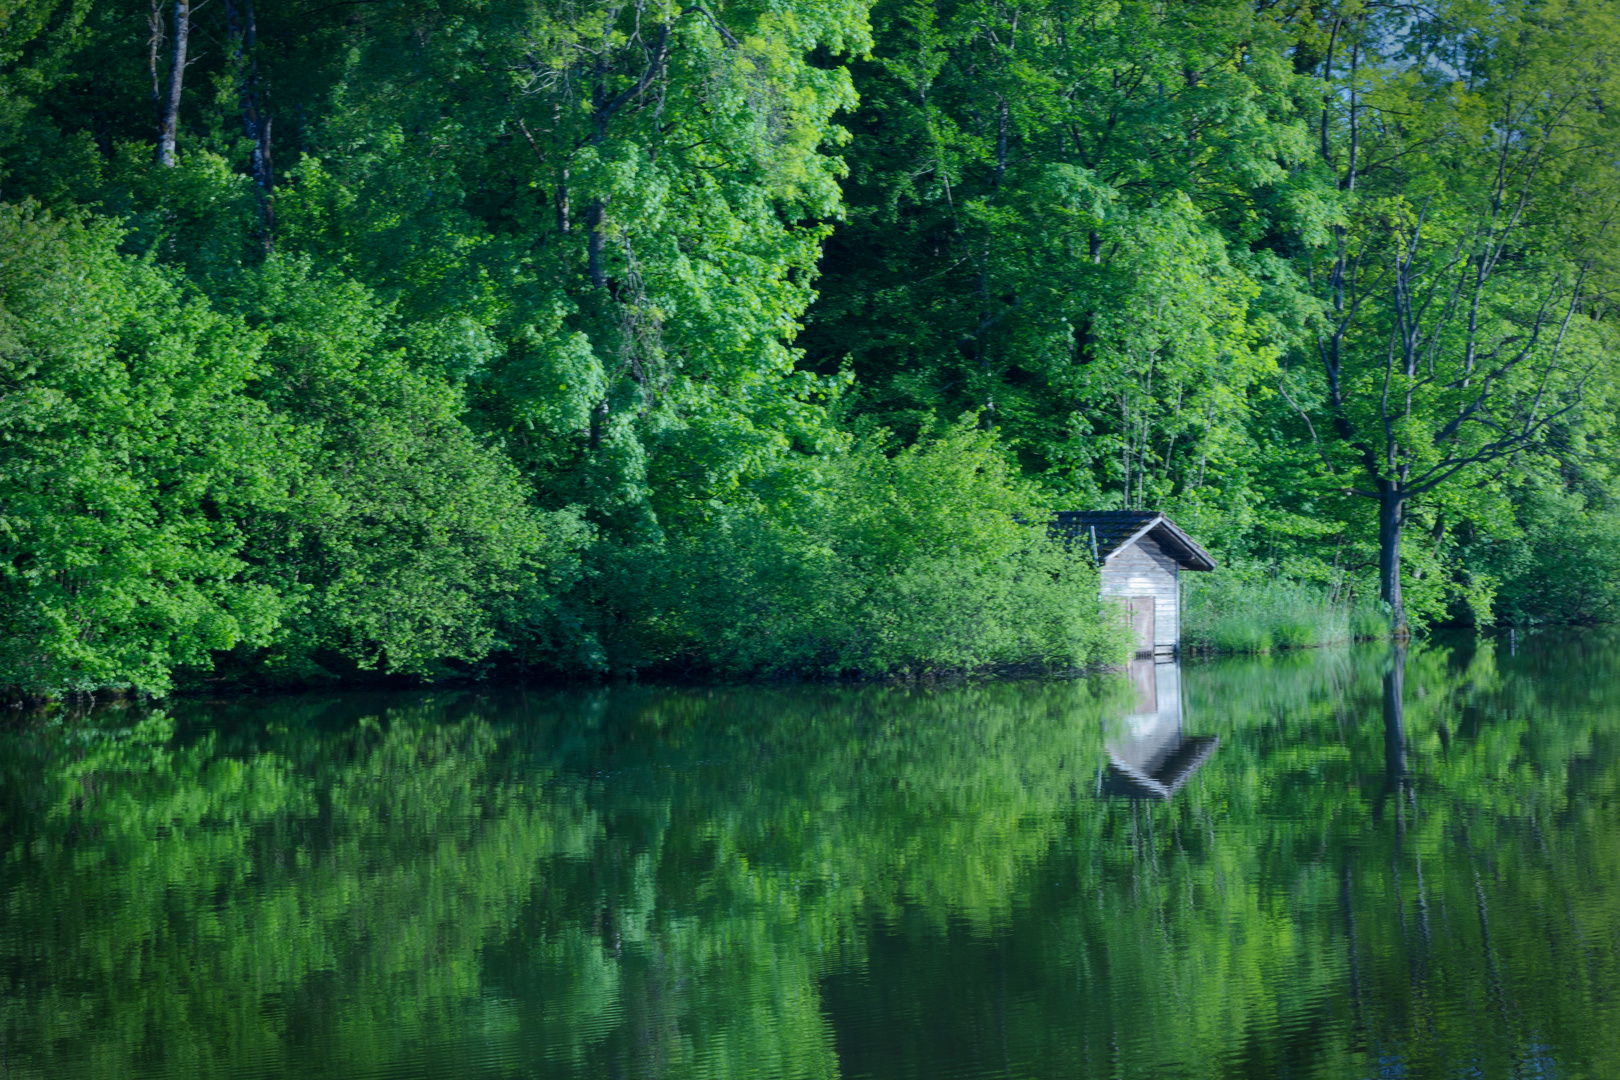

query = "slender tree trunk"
(227, 0), (274, 245)
(242, 3), (274, 197)
(156, 0), (190, 166)
(556, 165), (571, 234)
(253, 115), (275, 244)
(586, 199), (608, 290)
(148, 2), (166, 114)
(1378, 481), (1408, 637)
(993, 96), (1009, 189)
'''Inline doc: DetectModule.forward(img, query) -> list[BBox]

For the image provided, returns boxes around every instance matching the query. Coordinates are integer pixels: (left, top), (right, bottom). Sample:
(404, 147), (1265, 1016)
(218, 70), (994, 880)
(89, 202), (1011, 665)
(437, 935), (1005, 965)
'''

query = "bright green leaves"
(212, 258), (587, 679)
(0, 211), (580, 694)
(1274, 0), (1620, 625)
(11, 0), (1620, 684)
(264, 0), (871, 538)
(0, 206), (286, 693)
(570, 419), (1129, 678)
(1017, 194), (1284, 509)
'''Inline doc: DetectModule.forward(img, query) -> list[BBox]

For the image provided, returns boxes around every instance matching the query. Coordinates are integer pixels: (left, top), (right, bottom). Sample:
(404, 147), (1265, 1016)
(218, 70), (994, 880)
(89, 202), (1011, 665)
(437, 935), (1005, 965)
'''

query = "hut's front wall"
(1099, 534), (1180, 651)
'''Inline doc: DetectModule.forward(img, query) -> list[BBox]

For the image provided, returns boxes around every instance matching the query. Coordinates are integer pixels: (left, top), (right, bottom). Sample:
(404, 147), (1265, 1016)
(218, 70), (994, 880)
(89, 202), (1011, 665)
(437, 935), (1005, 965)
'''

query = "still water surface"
(5, 634), (1620, 1079)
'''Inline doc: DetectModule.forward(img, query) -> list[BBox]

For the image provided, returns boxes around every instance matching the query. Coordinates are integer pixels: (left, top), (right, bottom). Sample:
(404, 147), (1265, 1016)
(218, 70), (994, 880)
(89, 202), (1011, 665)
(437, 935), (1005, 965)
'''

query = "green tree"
(0, 205), (285, 694)
(212, 258), (587, 680)
(804, 0), (1317, 511)
(1281, 0), (1620, 633)
(270, 0), (871, 537)
(0, 206), (579, 694)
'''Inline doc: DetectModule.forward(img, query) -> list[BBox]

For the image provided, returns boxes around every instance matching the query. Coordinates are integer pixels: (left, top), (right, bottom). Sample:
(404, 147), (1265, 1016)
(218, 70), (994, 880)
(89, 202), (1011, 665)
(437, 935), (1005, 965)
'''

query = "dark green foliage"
(1486, 487), (1620, 627)
(569, 424), (1127, 677)
(3, 0), (1620, 691)
(801, 0), (1312, 506)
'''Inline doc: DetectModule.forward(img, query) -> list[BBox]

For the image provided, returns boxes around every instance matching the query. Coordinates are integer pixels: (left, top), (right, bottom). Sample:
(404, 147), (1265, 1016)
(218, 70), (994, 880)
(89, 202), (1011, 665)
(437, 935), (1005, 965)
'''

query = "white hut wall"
(1099, 534), (1180, 650)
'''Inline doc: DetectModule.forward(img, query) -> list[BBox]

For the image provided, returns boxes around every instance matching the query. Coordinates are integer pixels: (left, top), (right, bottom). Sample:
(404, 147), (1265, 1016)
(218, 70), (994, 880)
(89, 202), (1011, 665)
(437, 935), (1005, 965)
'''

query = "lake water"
(5, 633), (1620, 1079)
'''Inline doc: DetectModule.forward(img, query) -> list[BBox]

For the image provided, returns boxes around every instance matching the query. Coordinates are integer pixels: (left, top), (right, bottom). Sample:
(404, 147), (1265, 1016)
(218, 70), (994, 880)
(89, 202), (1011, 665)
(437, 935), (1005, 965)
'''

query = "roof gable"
(1050, 511), (1216, 571)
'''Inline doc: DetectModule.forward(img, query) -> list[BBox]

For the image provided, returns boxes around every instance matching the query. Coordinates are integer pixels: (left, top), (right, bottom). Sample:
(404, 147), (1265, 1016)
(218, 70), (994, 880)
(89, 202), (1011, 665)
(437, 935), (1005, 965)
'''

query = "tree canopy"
(3, 0), (1620, 692)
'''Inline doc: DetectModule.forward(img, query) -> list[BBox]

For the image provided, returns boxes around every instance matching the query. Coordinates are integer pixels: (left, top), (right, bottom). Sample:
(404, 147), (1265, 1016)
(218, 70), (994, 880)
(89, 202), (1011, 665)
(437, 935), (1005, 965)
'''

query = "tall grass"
(1182, 574), (1387, 654)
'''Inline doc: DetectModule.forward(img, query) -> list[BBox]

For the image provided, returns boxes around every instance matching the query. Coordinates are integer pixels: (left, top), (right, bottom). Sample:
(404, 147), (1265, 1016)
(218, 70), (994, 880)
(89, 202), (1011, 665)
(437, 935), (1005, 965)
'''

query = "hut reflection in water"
(1101, 658), (1219, 799)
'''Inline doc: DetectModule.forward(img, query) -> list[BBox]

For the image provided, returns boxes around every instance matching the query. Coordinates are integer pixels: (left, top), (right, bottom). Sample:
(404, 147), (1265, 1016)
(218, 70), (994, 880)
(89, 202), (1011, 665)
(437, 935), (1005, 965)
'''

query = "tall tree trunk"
(226, 0), (274, 245)
(242, 4), (273, 201)
(1378, 480), (1408, 638)
(156, 0), (190, 167)
(148, 1), (165, 116)
(252, 115), (274, 245)
(586, 199), (608, 291)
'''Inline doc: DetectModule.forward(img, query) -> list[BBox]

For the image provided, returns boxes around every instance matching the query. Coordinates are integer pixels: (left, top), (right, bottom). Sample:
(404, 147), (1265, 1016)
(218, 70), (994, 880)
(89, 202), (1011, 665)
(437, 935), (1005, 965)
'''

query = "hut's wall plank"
(1100, 534), (1180, 649)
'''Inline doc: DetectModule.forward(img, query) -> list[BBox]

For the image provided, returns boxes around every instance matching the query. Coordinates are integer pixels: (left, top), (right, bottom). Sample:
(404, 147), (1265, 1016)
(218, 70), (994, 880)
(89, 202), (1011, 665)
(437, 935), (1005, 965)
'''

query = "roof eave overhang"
(1100, 514), (1218, 572)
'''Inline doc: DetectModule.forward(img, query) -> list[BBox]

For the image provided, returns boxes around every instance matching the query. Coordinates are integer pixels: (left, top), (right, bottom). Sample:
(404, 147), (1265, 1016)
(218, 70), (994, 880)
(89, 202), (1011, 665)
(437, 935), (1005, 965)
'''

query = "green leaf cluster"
(7, 0), (1620, 689)
(0, 207), (573, 693)
(570, 420), (1129, 676)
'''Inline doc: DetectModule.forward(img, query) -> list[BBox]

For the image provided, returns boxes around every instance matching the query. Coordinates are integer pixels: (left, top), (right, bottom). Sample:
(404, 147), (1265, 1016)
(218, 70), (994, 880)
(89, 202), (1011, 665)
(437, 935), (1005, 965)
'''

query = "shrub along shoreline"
(0, 215), (1132, 707)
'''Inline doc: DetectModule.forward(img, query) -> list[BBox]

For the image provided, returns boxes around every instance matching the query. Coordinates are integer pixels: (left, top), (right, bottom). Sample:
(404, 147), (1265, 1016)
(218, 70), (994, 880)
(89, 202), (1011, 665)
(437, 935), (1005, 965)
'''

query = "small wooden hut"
(1052, 510), (1216, 657)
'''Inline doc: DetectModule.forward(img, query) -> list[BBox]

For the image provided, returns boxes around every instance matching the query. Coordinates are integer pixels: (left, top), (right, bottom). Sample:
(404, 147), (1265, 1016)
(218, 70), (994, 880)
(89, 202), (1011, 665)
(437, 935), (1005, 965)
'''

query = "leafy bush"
(541, 423), (1132, 678)
(1490, 487), (1620, 626)
(214, 259), (587, 680)
(0, 209), (579, 696)
(0, 206), (286, 695)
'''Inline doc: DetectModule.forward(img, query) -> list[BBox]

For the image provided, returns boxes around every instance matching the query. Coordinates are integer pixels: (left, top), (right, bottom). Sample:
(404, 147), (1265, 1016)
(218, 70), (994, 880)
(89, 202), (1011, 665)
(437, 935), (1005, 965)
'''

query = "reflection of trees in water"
(4, 638), (1620, 1079)
(1, 682), (1139, 1079)
(1172, 637), (1620, 1080)
(1384, 643), (1407, 791)
(0, 698), (605, 1079)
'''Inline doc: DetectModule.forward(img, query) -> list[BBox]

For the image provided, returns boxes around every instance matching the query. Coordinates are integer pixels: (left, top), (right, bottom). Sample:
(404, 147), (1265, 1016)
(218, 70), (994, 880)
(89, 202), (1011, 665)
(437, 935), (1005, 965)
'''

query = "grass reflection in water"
(3, 632), (1619, 1079)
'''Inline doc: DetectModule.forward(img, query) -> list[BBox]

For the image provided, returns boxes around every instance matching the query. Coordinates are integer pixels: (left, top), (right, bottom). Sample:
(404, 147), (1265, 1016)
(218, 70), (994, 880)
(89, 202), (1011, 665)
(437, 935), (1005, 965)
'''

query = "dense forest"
(3, 0), (1620, 694)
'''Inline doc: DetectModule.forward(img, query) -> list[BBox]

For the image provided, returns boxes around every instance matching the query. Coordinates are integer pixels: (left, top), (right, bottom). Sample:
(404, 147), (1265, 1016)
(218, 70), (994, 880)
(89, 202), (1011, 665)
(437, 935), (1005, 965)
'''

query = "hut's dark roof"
(1050, 511), (1217, 571)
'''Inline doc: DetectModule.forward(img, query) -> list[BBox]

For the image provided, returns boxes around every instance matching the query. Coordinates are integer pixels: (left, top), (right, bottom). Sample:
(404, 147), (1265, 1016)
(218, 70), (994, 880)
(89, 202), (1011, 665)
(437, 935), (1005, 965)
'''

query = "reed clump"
(1183, 575), (1387, 654)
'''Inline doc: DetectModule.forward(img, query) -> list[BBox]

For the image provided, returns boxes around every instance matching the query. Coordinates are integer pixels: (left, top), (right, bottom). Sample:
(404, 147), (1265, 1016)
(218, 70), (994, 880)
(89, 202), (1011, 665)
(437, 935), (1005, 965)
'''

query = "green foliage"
(211, 259), (586, 679)
(0, 209), (576, 694)
(803, 0), (1313, 509)
(557, 421), (1130, 677)
(1183, 572), (1387, 654)
(0, 205), (286, 694)
(1268, 0), (1620, 627)
(1488, 486), (1620, 625)
(266, 0), (870, 539)
(4, 0), (1620, 693)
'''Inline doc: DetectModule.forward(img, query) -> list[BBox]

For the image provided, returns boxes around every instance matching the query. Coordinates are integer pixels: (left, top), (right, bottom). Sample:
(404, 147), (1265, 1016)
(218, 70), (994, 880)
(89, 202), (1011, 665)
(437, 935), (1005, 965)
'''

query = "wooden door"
(1127, 597), (1155, 657)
